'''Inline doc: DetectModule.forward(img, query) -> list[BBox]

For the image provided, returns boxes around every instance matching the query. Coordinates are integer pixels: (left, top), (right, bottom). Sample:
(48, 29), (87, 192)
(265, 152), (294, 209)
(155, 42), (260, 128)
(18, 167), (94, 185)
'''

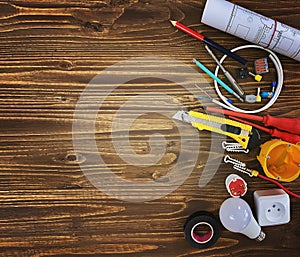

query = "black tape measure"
(184, 211), (220, 249)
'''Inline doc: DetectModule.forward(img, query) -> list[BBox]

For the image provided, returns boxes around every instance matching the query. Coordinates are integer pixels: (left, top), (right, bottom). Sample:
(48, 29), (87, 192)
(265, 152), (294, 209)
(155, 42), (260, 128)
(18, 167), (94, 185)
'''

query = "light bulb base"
(255, 230), (266, 242)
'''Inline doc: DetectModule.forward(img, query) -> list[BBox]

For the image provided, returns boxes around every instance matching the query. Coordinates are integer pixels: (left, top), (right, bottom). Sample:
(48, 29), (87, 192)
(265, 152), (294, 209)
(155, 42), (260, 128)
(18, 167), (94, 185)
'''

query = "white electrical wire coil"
(213, 45), (284, 114)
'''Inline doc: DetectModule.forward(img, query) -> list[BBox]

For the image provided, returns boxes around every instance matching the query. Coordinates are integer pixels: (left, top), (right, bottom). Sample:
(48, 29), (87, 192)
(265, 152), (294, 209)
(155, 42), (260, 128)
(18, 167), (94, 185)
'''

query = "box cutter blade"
(173, 110), (260, 149)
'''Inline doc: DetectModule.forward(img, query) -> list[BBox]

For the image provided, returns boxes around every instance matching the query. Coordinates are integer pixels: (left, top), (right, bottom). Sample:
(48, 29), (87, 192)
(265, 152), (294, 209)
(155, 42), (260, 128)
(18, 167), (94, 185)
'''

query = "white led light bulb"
(219, 197), (265, 241)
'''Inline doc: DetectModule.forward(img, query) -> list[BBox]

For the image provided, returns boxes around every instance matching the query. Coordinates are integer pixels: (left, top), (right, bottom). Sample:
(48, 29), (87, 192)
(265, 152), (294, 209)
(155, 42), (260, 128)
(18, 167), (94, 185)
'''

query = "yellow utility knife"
(173, 110), (259, 149)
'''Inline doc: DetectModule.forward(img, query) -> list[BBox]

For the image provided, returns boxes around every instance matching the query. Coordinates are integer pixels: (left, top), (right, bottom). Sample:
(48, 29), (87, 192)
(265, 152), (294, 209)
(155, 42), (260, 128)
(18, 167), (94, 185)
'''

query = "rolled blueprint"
(201, 0), (300, 62)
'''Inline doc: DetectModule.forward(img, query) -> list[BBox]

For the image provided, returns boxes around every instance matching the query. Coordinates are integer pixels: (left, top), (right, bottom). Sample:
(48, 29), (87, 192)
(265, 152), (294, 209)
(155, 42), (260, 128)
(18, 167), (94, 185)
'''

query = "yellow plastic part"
(255, 74), (262, 82)
(256, 87), (262, 102)
(251, 170), (259, 177)
(257, 139), (300, 182)
(189, 110), (252, 149)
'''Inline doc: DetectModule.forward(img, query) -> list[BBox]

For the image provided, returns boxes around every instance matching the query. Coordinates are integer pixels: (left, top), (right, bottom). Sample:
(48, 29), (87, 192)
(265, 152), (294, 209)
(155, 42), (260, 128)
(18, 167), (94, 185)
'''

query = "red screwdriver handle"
(205, 106), (300, 134)
(264, 115), (300, 135)
(271, 128), (300, 144)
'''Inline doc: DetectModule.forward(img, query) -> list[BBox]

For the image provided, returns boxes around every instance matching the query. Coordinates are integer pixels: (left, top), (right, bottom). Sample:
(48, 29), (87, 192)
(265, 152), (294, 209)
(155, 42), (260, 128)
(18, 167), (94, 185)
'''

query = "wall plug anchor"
(224, 155), (255, 177)
(224, 155), (246, 167)
(222, 141), (249, 153)
(232, 164), (254, 177)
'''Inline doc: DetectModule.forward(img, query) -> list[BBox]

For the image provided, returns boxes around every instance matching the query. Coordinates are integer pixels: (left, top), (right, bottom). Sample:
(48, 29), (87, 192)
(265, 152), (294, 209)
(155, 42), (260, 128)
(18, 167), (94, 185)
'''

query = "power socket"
(253, 189), (290, 226)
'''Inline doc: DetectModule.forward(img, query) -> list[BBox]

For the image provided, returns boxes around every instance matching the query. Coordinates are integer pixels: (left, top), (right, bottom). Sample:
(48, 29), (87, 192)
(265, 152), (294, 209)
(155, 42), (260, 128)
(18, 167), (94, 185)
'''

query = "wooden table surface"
(0, 0), (299, 256)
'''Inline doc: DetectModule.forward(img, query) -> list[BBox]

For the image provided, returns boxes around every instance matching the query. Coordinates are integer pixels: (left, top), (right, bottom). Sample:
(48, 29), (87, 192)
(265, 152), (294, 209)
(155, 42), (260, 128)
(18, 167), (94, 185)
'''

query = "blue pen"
(193, 58), (244, 102)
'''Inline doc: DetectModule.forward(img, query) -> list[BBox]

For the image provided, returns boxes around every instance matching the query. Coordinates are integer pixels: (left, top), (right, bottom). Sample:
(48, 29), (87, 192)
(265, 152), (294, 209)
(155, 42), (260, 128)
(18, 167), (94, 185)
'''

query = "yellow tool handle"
(189, 110), (252, 149)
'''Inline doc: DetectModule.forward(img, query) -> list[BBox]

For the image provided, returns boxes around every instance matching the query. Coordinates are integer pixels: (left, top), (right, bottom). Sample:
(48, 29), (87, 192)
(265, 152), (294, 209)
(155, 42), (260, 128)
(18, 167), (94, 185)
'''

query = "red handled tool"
(203, 106), (300, 135)
(229, 116), (300, 144)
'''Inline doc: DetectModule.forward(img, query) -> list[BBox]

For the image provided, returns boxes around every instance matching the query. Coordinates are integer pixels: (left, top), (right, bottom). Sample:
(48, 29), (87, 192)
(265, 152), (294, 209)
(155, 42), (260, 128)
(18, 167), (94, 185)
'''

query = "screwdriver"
(193, 59), (244, 102)
(205, 45), (244, 96)
(202, 106), (300, 135)
(229, 116), (300, 144)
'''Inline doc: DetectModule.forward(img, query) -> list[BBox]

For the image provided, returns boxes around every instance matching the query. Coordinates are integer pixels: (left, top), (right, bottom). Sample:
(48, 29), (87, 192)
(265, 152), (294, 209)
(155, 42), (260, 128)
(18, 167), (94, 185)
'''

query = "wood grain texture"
(0, 0), (299, 256)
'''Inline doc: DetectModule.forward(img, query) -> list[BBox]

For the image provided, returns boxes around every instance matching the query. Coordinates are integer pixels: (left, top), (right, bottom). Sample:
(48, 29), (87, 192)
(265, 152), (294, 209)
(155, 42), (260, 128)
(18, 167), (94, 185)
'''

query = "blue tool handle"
(203, 37), (248, 65)
(194, 59), (234, 94)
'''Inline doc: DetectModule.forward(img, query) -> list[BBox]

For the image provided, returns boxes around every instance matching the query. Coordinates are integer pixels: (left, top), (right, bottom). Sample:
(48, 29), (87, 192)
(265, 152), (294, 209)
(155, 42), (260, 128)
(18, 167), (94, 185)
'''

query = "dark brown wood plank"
(0, 0), (299, 256)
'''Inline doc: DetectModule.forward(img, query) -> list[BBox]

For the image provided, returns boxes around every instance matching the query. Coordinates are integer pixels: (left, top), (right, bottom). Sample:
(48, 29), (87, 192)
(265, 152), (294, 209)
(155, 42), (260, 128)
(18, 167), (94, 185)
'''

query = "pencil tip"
(192, 58), (197, 63)
(169, 20), (177, 26)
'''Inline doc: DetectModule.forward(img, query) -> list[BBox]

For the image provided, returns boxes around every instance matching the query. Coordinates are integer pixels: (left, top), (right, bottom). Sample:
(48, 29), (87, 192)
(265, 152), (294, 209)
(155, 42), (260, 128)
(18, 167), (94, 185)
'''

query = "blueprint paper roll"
(201, 0), (300, 62)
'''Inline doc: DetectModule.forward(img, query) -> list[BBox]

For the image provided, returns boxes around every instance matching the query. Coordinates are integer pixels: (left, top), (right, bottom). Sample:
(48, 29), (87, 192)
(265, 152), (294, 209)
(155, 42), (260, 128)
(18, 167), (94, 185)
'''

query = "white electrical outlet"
(253, 189), (290, 226)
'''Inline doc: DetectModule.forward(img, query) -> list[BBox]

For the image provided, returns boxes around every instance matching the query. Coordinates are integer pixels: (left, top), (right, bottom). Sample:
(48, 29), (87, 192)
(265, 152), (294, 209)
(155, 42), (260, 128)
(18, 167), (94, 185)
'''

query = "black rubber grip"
(220, 124), (242, 135)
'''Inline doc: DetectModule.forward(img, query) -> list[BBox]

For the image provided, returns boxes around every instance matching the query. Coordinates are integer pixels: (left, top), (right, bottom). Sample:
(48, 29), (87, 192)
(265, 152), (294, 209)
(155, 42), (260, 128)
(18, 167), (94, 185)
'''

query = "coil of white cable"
(213, 45), (284, 114)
